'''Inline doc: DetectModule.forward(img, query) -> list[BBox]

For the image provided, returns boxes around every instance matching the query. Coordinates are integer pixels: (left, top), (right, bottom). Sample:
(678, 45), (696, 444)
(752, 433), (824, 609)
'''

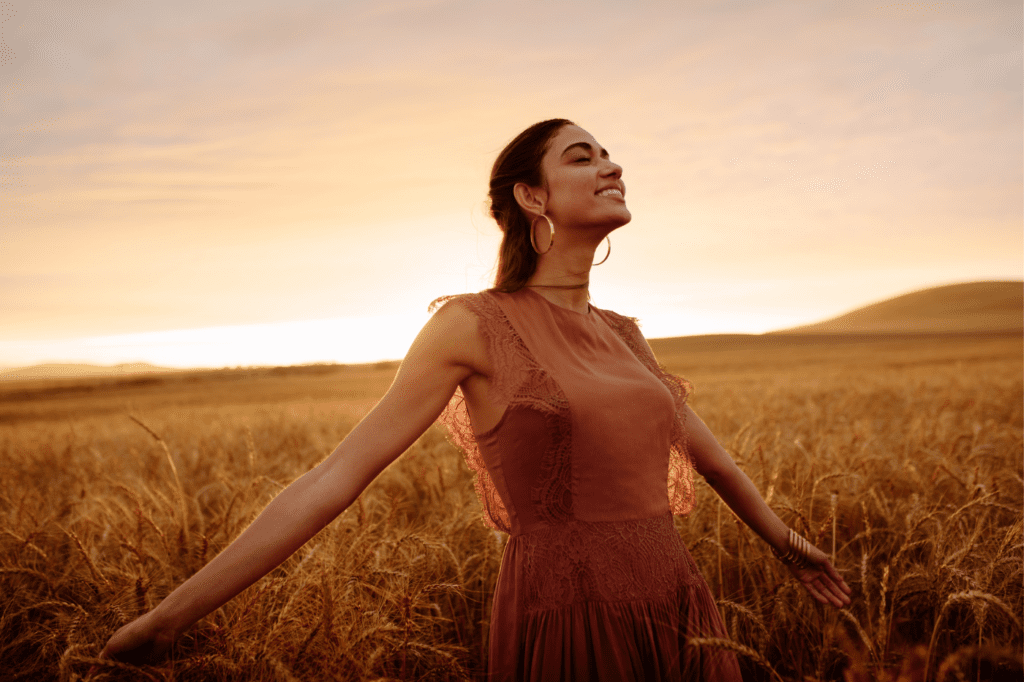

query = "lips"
(596, 187), (624, 198)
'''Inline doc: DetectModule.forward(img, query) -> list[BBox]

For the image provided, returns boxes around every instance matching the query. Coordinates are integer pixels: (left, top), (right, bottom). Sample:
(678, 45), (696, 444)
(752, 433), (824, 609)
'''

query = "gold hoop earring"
(593, 236), (611, 266)
(530, 214), (555, 255)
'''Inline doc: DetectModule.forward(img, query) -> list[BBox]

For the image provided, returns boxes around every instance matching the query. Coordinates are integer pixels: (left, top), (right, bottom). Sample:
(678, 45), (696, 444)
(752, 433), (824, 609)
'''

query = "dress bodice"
(430, 288), (697, 535)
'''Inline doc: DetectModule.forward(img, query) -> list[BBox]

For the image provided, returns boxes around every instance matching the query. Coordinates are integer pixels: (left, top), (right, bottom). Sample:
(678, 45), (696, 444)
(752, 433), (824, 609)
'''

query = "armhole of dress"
(428, 293), (519, 532)
(602, 309), (698, 517)
(429, 292), (524, 411)
(429, 292), (575, 529)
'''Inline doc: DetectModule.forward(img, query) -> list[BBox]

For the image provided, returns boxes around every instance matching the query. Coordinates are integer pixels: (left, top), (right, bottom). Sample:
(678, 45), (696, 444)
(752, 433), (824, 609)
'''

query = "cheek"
(546, 171), (594, 208)
(565, 177), (594, 202)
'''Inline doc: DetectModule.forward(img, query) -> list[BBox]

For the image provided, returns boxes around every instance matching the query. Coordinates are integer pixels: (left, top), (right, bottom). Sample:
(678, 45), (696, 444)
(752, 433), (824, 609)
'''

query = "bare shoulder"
(409, 295), (489, 376)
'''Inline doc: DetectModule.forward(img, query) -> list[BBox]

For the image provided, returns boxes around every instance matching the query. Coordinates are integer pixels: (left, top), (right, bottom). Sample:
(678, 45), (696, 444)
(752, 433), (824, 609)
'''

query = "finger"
(818, 581), (845, 607)
(824, 562), (853, 593)
(825, 578), (852, 605)
(821, 578), (850, 606)
(805, 574), (846, 607)
(825, 585), (846, 607)
(803, 579), (830, 605)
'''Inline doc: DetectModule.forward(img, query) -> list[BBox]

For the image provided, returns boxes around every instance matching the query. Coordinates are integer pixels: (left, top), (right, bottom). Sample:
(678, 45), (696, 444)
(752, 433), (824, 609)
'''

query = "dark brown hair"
(489, 118), (575, 293)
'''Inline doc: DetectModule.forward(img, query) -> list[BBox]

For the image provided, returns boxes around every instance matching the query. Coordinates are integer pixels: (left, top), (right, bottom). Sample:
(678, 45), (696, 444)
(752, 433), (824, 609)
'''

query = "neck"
(524, 229), (606, 314)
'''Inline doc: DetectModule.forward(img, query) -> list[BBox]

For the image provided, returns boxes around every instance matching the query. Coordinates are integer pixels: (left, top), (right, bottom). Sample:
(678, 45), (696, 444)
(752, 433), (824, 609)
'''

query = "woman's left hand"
(786, 545), (853, 608)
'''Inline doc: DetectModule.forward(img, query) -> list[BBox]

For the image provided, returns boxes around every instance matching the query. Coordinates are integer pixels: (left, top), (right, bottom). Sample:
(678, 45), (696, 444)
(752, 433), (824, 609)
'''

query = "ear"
(513, 182), (547, 218)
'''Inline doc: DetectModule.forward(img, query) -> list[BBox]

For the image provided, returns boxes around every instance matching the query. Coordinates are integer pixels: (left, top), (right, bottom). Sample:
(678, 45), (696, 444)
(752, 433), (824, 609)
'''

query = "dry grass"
(0, 334), (1020, 681)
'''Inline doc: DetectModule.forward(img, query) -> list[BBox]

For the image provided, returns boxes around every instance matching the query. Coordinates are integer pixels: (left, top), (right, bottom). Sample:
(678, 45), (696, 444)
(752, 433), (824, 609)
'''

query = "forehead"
(546, 125), (601, 157)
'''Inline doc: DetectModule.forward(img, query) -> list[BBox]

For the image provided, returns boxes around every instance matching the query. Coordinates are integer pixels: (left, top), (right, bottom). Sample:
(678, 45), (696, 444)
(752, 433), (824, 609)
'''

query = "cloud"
(0, 0), (1019, 364)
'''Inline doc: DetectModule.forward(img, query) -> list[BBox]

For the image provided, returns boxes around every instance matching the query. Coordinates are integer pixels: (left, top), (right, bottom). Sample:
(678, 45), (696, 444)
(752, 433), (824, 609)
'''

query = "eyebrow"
(560, 142), (610, 159)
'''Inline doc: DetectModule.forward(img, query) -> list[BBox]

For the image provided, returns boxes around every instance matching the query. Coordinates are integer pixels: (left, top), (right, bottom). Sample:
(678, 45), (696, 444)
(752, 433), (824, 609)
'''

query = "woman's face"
(537, 124), (631, 232)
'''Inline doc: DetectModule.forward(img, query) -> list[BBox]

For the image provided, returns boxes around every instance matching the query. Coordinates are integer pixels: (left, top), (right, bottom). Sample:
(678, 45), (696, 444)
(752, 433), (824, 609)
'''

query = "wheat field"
(0, 333), (1020, 681)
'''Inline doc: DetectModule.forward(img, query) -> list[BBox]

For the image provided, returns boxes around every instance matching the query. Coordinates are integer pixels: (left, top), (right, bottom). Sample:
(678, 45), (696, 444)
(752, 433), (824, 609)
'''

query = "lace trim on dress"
(429, 293), (575, 532)
(512, 514), (703, 612)
(599, 310), (697, 517)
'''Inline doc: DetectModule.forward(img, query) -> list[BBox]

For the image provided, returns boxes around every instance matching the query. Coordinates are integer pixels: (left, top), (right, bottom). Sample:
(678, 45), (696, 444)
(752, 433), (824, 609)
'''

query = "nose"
(600, 158), (623, 178)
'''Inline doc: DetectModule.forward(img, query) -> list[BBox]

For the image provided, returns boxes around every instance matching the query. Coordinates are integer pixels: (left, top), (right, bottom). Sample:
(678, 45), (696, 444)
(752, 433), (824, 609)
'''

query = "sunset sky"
(1, 0), (1020, 369)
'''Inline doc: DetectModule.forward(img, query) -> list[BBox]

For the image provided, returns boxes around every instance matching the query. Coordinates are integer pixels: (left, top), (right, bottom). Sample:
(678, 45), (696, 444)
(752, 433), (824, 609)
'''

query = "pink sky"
(1, 0), (1020, 367)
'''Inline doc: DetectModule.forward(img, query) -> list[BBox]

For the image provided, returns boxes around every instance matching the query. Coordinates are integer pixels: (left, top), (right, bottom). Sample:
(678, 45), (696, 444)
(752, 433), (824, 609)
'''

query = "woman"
(100, 119), (851, 679)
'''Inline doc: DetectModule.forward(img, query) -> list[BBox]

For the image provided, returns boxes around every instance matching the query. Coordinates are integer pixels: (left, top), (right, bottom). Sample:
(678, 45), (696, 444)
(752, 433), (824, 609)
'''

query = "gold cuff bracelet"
(771, 528), (814, 569)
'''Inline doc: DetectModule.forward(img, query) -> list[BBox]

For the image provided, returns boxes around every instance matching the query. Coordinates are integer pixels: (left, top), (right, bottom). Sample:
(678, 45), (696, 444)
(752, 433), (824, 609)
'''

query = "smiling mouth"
(597, 188), (623, 198)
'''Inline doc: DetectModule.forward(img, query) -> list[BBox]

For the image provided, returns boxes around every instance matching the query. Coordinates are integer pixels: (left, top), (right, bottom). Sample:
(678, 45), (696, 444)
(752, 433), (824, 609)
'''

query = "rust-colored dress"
(432, 288), (742, 682)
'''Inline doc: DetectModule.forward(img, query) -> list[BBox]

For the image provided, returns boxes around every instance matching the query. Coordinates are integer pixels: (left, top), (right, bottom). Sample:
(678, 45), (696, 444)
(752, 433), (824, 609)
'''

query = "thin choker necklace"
(525, 281), (589, 290)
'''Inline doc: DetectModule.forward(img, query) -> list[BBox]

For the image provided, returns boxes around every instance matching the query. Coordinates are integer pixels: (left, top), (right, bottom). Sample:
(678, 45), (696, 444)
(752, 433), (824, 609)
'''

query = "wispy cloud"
(0, 0), (1019, 366)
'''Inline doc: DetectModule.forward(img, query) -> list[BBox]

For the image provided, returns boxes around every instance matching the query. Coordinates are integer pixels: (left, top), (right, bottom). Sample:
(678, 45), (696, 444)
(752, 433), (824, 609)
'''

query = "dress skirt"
(487, 514), (743, 682)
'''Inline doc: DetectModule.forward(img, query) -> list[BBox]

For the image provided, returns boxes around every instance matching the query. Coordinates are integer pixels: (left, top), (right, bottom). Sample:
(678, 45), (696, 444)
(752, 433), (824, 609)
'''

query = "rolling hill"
(3, 281), (1020, 382)
(0, 362), (177, 382)
(772, 280), (1022, 335)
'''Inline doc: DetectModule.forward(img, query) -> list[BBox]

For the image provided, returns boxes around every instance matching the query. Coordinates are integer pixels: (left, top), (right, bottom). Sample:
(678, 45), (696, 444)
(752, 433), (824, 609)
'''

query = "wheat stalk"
(128, 414), (190, 547)
(838, 608), (877, 665)
(924, 590), (1023, 682)
(0, 567), (54, 590)
(687, 636), (785, 682)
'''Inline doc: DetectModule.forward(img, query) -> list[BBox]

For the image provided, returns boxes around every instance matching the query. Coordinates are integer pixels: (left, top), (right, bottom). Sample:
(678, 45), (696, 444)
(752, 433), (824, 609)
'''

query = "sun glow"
(0, 314), (430, 370)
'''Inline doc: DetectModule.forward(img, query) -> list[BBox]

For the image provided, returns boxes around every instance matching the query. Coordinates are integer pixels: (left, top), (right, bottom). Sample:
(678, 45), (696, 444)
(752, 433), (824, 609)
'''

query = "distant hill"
(0, 362), (178, 382)
(772, 281), (1023, 335)
(3, 281), (1019, 382)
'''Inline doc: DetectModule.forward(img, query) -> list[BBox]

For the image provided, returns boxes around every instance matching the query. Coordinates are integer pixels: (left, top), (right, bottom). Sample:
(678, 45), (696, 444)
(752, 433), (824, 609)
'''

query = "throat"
(524, 286), (591, 314)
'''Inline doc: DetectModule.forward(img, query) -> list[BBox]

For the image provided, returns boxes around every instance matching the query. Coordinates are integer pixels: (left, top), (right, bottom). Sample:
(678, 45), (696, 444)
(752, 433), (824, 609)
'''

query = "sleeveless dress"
(430, 288), (742, 682)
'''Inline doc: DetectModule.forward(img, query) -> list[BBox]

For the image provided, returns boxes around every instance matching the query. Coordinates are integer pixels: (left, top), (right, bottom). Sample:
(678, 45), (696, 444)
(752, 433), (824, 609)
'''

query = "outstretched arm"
(683, 405), (852, 608)
(99, 302), (485, 663)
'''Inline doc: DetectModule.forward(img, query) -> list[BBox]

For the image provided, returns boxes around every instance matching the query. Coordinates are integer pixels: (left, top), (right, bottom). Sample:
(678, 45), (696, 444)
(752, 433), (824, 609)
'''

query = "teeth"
(598, 188), (622, 197)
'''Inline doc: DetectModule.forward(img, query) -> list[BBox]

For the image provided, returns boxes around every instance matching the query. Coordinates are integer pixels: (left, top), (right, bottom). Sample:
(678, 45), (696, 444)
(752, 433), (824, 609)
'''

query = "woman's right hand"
(99, 610), (177, 665)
